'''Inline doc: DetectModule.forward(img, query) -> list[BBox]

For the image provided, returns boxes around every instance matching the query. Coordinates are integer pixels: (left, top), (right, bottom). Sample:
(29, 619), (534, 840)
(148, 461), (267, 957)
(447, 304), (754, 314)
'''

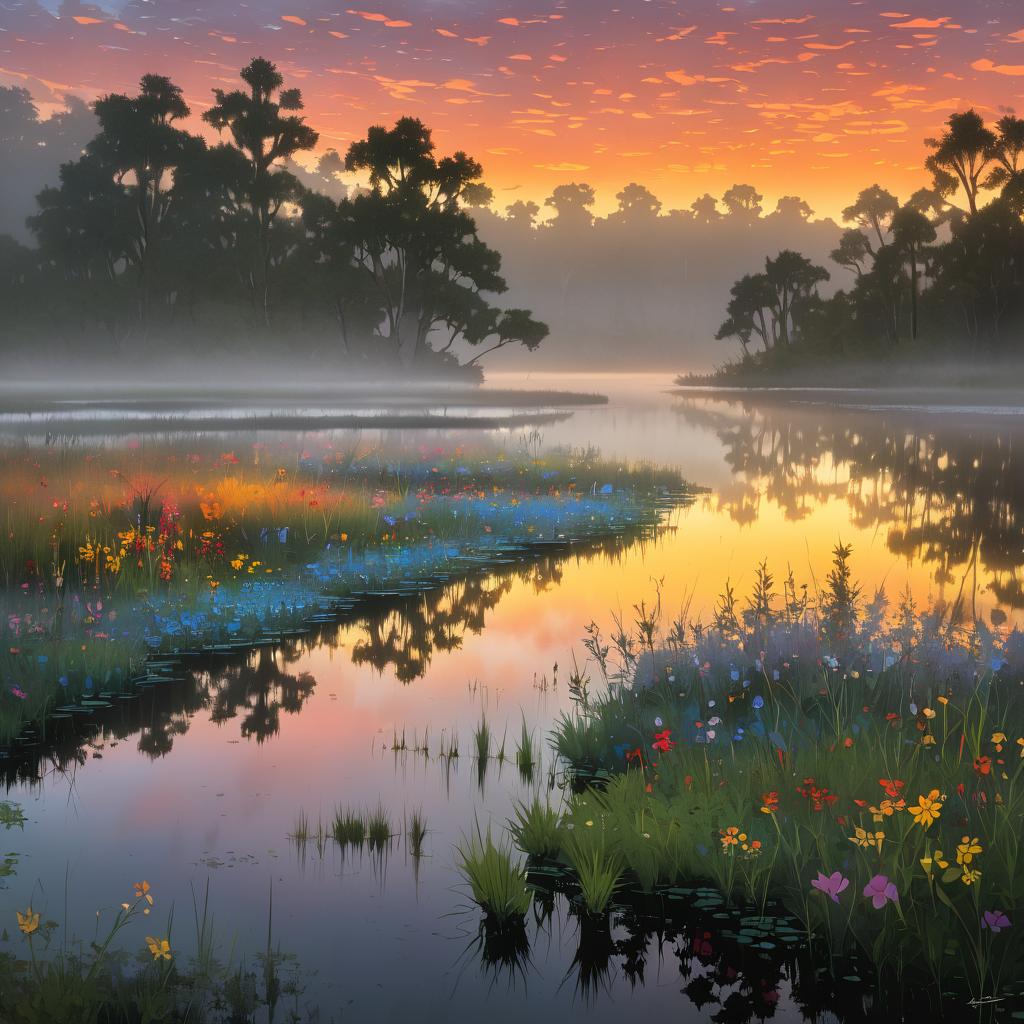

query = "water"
(2, 373), (1022, 1021)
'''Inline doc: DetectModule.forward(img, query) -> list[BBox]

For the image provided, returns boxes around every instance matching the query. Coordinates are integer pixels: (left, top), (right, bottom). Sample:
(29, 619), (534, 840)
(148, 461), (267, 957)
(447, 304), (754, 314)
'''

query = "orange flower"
(974, 755), (992, 777)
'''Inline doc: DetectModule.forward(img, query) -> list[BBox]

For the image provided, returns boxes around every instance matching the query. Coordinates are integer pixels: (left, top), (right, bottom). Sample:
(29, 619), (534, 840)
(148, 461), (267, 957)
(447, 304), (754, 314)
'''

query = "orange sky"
(4, 1), (1024, 218)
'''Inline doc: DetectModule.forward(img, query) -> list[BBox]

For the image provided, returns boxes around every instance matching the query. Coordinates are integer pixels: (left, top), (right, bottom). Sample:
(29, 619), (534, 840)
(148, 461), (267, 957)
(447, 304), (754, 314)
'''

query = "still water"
(2, 374), (1022, 1021)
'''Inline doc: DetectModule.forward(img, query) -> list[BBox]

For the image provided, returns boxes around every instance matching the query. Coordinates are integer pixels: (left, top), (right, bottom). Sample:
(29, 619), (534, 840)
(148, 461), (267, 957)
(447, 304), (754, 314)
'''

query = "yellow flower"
(937, 696), (949, 705)
(133, 880), (154, 907)
(955, 836), (982, 867)
(145, 936), (172, 961)
(720, 825), (746, 849)
(922, 735), (936, 746)
(584, 820), (594, 827)
(922, 707), (936, 719)
(992, 731), (1007, 752)
(920, 848), (950, 878)
(961, 868), (982, 886)
(849, 827), (885, 851)
(908, 789), (943, 829)
(16, 907), (40, 935)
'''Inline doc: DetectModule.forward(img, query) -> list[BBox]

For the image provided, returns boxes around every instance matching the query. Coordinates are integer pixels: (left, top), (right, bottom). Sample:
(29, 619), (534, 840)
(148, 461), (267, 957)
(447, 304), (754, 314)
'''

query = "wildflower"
(810, 871), (849, 904)
(869, 798), (905, 822)
(752, 695), (765, 710)
(961, 868), (982, 886)
(720, 826), (746, 849)
(145, 936), (172, 961)
(849, 827), (885, 852)
(863, 874), (899, 909)
(955, 836), (982, 867)
(992, 732), (1007, 752)
(981, 910), (1011, 933)
(922, 707), (936, 719)
(920, 849), (949, 877)
(908, 789), (943, 829)
(879, 778), (905, 798)
(797, 777), (838, 811)
(16, 907), (40, 935)
(652, 729), (676, 753)
(760, 791), (779, 815)
(974, 755), (992, 777)
(133, 880), (154, 907)
(938, 695), (949, 705)
(584, 820), (594, 827)
(10, 687), (27, 700)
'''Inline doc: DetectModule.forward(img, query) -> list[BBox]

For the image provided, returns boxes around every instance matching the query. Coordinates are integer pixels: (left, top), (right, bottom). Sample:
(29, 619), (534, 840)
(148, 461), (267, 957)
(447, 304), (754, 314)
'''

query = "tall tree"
(505, 199), (540, 229)
(202, 57), (319, 324)
(764, 250), (829, 347)
(890, 205), (936, 341)
(690, 193), (721, 223)
(925, 109), (995, 216)
(986, 115), (1024, 193)
(716, 273), (776, 355)
(842, 185), (899, 252)
(89, 74), (193, 324)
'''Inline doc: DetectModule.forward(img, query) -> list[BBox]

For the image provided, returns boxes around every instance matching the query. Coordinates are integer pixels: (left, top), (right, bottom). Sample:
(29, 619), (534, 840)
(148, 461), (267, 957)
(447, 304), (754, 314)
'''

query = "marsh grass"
(508, 797), (561, 860)
(365, 804), (393, 852)
(331, 809), (365, 850)
(457, 825), (532, 925)
(562, 831), (623, 916)
(406, 810), (427, 859)
(473, 715), (491, 762)
(515, 717), (536, 781)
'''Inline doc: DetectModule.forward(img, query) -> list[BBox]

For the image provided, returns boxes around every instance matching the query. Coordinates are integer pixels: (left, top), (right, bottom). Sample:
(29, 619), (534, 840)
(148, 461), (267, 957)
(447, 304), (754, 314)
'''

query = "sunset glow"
(5, 0), (1024, 216)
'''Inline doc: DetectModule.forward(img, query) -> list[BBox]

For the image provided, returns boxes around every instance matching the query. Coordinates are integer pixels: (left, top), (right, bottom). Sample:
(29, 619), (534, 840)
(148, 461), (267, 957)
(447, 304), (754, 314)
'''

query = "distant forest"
(2, 61), (1021, 375)
(708, 110), (1024, 378)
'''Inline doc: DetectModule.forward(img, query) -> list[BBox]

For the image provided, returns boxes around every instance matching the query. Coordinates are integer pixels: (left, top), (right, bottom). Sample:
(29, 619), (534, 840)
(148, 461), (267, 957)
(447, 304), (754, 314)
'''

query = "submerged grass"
(406, 810), (427, 858)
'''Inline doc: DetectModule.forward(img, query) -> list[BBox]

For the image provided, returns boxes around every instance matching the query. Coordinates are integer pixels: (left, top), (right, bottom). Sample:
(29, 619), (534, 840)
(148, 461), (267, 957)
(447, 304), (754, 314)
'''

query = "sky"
(3, 0), (1024, 218)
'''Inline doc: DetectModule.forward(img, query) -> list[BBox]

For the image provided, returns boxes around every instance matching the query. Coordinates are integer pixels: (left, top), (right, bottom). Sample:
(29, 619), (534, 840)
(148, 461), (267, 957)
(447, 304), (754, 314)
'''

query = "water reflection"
(1, 526), (663, 785)
(674, 396), (1024, 617)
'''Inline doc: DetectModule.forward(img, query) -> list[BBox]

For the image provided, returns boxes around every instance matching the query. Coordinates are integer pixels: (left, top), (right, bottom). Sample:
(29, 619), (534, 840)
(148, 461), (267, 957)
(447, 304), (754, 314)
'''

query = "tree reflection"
(675, 396), (1024, 612)
(2, 526), (663, 784)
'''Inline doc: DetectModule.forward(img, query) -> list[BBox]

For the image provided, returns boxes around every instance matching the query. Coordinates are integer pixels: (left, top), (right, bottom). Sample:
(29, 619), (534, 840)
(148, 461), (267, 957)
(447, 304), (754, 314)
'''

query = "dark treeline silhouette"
(0, 59), (547, 377)
(710, 109), (1024, 377)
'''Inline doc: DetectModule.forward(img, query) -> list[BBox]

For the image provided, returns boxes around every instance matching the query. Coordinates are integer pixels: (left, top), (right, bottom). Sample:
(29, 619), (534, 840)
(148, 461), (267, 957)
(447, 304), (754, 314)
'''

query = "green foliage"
(457, 825), (532, 925)
(508, 797), (562, 860)
(562, 830), (623, 915)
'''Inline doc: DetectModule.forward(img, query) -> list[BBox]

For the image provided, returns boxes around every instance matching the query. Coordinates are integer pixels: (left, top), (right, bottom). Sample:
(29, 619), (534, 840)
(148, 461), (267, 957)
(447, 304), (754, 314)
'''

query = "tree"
(689, 193), (721, 224)
(340, 116), (546, 366)
(716, 273), (776, 354)
(772, 196), (813, 221)
(722, 184), (763, 222)
(890, 205), (936, 340)
(925, 109), (996, 216)
(505, 199), (540, 229)
(89, 74), (194, 324)
(986, 115), (1024, 192)
(764, 250), (829, 347)
(831, 229), (873, 279)
(842, 185), (899, 252)
(202, 57), (319, 324)
(543, 182), (596, 229)
(612, 182), (662, 222)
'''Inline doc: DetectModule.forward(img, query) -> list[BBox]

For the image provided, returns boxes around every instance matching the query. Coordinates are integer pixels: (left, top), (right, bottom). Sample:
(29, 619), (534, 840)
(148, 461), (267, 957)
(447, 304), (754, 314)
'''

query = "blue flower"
(752, 695), (765, 710)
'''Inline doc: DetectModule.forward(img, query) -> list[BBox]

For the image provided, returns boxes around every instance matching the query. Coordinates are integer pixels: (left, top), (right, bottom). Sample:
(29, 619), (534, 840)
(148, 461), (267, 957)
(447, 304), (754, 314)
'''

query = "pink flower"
(863, 874), (899, 909)
(10, 687), (27, 700)
(982, 910), (1011, 933)
(810, 870), (849, 903)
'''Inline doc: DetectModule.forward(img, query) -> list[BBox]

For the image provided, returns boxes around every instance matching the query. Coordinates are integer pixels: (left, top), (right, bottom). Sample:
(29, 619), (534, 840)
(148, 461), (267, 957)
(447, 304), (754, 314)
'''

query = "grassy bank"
(0, 434), (691, 746)
(461, 548), (1024, 1013)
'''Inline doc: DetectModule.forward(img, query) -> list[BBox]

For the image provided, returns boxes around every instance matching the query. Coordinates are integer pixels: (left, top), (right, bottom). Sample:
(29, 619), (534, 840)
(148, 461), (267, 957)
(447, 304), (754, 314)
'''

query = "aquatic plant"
(507, 797), (562, 860)
(562, 830), (623, 916)
(473, 715), (492, 762)
(406, 810), (427, 859)
(456, 825), (532, 925)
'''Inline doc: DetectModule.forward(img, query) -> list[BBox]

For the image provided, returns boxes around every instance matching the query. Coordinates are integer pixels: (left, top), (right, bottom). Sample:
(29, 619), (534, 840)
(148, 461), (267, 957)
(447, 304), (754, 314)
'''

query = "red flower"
(879, 778), (905, 798)
(625, 747), (643, 764)
(652, 729), (676, 753)
(974, 755), (992, 777)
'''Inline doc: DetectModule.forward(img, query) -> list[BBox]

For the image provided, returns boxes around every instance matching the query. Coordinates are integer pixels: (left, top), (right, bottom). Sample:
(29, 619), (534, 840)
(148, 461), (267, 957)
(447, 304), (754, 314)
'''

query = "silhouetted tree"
(544, 182), (596, 229)
(842, 185), (899, 252)
(925, 109), (995, 216)
(722, 184), (763, 222)
(203, 57), (319, 324)
(690, 193), (721, 223)
(613, 182), (662, 222)
(891, 205), (936, 340)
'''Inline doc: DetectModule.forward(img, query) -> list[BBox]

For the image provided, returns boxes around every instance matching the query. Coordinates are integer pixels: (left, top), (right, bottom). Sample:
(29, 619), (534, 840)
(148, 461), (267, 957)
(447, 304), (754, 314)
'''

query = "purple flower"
(810, 871), (849, 903)
(863, 874), (899, 909)
(982, 910), (1011, 933)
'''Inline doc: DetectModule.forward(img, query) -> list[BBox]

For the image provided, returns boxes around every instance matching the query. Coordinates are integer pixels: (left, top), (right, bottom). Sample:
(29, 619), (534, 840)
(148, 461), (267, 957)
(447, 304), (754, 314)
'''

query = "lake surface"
(2, 373), (1022, 1022)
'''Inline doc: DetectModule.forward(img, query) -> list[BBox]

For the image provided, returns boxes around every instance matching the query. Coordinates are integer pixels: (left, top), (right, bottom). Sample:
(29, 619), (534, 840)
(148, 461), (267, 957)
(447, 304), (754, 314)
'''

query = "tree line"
(714, 110), (1024, 367)
(0, 58), (548, 374)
